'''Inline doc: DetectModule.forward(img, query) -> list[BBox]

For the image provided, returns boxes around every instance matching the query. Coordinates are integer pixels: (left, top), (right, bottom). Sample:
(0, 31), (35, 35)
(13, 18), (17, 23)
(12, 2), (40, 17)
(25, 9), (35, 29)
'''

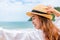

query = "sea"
(0, 21), (34, 29)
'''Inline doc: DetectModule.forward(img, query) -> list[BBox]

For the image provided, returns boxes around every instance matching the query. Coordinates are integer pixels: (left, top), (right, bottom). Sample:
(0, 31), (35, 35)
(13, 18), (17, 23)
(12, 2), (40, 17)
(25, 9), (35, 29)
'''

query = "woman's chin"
(35, 27), (40, 29)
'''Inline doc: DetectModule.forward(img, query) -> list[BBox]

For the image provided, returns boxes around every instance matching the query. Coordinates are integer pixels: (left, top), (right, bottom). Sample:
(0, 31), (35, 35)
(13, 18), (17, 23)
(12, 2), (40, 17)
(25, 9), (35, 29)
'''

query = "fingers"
(47, 5), (54, 8)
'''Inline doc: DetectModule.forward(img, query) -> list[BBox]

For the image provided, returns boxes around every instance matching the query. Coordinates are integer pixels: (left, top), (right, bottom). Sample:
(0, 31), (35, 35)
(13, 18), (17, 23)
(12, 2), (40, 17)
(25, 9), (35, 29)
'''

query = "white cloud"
(40, 0), (60, 7)
(0, 0), (35, 22)
(21, 0), (41, 3)
(0, 0), (60, 22)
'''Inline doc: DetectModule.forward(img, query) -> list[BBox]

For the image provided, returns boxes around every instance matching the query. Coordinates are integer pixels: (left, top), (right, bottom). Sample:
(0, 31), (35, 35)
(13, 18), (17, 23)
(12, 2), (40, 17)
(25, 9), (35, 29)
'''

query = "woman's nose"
(32, 21), (35, 24)
(32, 21), (36, 26)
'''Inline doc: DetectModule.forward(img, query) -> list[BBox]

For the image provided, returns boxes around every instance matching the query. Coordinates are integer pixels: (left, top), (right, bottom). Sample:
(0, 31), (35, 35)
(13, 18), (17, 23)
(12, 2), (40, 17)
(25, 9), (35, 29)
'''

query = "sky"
(0, 0), (60, 22)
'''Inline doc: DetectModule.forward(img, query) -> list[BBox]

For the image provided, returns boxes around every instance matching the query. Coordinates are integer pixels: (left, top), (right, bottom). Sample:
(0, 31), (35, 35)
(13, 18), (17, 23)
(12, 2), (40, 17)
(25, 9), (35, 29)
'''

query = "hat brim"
(26, 12), (52, 20)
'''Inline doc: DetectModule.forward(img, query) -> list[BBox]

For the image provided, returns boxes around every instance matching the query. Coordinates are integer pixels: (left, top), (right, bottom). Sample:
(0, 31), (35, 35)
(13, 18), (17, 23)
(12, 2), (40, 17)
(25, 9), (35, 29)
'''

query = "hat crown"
(26, 4), (53, 20)
(33, 4), (48, 13)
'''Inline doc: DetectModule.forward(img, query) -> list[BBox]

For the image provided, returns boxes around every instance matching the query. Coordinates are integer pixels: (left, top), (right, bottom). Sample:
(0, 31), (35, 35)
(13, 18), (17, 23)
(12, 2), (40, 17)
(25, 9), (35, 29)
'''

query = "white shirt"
(0, 28), (45, 40)
(53, 16), (60, 29)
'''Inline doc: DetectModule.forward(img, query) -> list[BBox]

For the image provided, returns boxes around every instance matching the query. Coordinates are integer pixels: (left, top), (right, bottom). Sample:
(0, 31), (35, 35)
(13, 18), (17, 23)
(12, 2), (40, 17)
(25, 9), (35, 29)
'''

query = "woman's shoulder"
(25, 29), (45, 40)
(55, 16), (60, 20)
(53, 16), (60, 29)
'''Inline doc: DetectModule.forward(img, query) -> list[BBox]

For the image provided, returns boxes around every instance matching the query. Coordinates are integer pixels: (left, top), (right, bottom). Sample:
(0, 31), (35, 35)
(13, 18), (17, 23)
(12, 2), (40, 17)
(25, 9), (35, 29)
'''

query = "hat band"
(32, 10), (47, 14)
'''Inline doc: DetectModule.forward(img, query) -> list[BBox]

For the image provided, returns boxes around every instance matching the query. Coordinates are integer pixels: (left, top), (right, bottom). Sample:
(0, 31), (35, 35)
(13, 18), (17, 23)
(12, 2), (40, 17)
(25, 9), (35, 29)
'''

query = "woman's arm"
(52, 9), (60, 17)
(47, 6), (60, 17)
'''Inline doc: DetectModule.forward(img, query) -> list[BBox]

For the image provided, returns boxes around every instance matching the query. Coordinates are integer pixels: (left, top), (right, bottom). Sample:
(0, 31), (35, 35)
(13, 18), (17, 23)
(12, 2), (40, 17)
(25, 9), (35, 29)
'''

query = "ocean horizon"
(0, 21), (34, 29)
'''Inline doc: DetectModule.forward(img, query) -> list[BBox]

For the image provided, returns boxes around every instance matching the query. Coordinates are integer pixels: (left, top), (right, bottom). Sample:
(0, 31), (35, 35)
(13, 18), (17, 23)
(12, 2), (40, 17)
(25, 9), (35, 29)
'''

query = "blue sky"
(0, 0), (60, 22)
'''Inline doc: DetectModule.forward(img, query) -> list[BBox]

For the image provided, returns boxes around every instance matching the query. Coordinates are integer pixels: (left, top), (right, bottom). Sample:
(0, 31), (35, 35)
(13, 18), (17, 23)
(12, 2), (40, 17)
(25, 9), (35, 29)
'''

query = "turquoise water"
(0, 21), (34, 29)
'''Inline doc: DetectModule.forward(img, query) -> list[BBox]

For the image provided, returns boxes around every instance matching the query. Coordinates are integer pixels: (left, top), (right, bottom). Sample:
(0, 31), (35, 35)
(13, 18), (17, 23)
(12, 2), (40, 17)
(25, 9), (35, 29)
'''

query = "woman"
(0, 4), (60, 40)
(26, 4), (60, 40)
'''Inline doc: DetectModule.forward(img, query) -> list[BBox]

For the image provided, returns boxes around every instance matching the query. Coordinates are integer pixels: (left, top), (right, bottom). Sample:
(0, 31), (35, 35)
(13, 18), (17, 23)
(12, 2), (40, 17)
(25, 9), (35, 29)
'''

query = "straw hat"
(26, 4), (53, 20)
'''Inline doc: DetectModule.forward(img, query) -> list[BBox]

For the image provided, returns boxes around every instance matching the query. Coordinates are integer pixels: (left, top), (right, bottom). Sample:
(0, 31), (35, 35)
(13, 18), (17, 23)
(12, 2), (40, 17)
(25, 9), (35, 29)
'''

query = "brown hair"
(35, 15), (60, 40)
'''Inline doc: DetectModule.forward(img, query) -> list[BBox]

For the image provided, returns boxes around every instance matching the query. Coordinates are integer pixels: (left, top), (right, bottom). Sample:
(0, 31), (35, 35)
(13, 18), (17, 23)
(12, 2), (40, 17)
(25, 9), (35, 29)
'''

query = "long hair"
(37, 15), (60, 40)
